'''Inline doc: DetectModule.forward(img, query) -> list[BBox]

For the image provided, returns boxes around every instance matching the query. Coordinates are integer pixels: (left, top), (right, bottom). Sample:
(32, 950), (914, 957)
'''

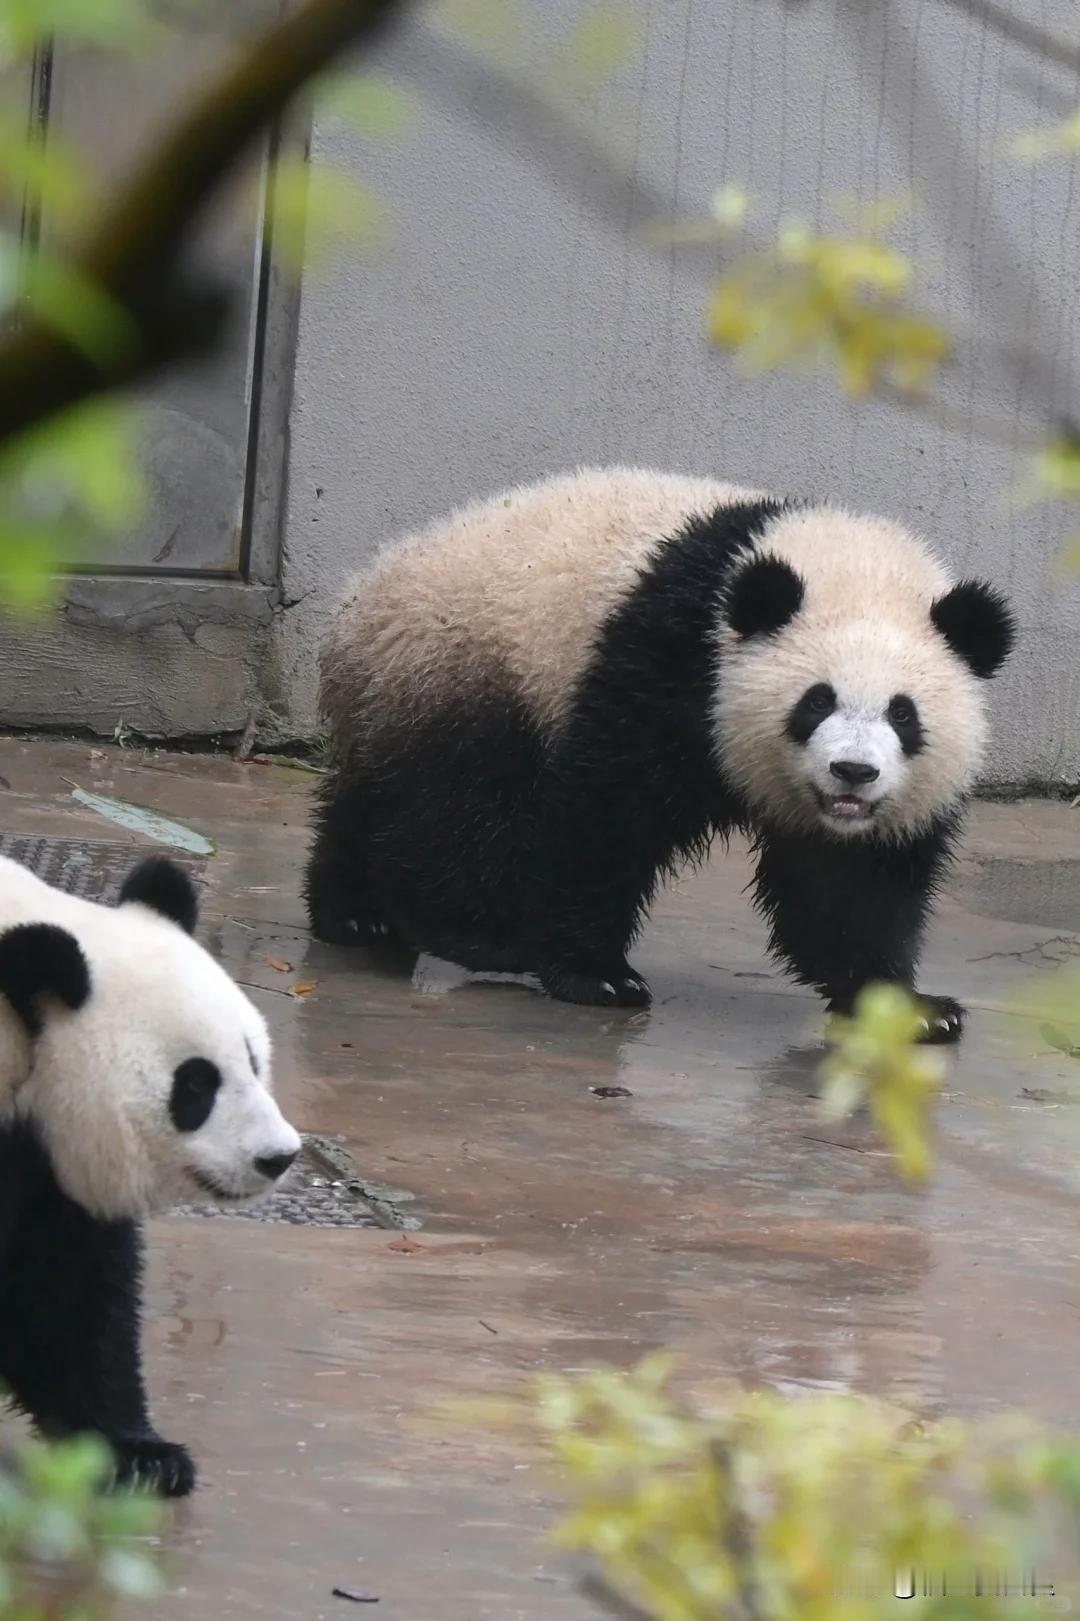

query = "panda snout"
(829, 759), (880, 787)
(253, 1148), (299, 1182)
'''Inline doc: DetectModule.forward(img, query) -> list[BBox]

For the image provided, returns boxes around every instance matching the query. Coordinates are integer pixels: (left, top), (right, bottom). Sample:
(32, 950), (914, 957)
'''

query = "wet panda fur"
(0, 855), (301, 1496)
(307, 467), (1015, 1042)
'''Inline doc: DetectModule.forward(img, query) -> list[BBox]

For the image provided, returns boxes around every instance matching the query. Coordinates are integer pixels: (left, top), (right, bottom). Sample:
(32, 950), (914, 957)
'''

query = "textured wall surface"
(276, 0), (1080, 785)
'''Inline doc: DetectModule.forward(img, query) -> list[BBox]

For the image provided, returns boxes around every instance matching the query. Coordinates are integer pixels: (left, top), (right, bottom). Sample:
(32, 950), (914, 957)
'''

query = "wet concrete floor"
(1, 737), (1078, 1619)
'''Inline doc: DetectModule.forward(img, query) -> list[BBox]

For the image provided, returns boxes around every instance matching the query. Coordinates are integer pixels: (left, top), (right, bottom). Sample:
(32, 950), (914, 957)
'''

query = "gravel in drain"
(169, 1135), (420, 1230)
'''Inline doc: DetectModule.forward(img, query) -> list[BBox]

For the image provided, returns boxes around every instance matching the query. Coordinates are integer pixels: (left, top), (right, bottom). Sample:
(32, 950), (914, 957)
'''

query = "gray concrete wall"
(275, 0), (1080, 786)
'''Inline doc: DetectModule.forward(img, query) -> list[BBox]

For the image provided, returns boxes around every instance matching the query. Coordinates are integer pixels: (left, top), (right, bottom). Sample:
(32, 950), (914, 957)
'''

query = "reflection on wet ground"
(1, 740), (1078, 1619)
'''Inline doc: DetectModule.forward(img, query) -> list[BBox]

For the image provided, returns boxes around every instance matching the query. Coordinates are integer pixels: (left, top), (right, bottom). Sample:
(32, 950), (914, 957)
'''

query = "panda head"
(714, 506), (1016, 838)
(0, 857), (302, 1221)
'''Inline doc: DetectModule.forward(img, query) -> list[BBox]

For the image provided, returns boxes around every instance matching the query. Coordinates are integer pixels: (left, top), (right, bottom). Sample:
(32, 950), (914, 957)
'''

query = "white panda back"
(322, 466), (761, 741)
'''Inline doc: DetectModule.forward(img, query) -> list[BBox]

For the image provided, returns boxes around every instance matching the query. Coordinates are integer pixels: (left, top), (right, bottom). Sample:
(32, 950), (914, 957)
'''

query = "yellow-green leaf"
(554, 5), (643, 97)
(315, 71), (414, 139)
(270, 162), (389, 274)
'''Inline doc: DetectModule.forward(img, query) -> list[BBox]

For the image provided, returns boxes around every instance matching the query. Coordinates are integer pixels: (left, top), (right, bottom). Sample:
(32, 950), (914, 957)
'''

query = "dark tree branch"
(934, 0), (1080, 79)
(0, 0), (414, 448)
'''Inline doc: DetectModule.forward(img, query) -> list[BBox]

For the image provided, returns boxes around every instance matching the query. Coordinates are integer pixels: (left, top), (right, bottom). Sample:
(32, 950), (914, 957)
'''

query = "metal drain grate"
(0, 833), (206, 904)
(169, 1135), (420, 1230)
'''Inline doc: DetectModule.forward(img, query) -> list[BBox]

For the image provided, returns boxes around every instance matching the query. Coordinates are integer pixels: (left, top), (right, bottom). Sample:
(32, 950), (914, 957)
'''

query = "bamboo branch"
(0, 0), (414, 446)
(934, 0), (1080, 78)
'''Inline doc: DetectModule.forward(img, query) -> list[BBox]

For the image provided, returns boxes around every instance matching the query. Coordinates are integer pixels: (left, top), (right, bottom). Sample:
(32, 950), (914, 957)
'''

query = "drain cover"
(169, 1135), (420, 1231)
(0, 833), (206, 904)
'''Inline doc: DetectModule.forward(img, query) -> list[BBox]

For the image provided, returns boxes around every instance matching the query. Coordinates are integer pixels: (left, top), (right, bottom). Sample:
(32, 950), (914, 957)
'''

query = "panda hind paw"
(541, 964), (652, 1009)
(110, 1436), (197, 1498)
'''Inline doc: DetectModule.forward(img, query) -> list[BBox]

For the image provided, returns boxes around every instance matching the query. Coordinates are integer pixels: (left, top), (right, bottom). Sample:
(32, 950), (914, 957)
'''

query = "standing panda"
(307, 467), (1015, 1041)
(0, 854), (302, 1496)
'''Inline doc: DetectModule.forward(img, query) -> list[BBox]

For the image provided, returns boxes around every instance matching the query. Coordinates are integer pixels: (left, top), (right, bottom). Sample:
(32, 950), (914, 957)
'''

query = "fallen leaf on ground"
(290, 979), (319, 998)
(590, 1084), (633, 1099)
(267, 954), (294, 973)
(387, 1235), (424, 1255)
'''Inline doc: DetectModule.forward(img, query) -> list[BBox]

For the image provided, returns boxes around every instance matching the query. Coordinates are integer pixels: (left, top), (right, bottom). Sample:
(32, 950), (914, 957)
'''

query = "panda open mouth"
(815, 789), (877, 823)
(189, 1168), (249, 1202)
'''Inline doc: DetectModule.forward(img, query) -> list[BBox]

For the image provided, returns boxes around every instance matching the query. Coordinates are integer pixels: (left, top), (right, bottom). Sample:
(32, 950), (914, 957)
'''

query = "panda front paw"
(309, 900), (401, 949)
(540, 963), (652, 1008)
(913, 994), (965, 1045)
(827, 991), (965, 1045)
(111, 1436), (196, 1498)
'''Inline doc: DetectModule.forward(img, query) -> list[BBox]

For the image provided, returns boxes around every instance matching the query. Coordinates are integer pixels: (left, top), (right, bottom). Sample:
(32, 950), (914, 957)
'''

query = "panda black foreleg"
(306, 767), (402, 948)
(751, 818), (963, 1044)
(527, 773), (697, 1009)
(0, 1135), (195, 1497)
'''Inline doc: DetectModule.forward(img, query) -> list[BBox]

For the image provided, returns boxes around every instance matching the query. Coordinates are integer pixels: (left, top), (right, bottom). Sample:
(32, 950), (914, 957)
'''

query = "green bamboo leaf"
(431, 0), (527, 52)
(22, 253), (139, 367)
(0, 522), (68, 613)
(315, 70), (414, 138)
(0, 0), (159, 59)
(1040, 1022), (1080, 1057)
(270, 161), (389, 274)
(0, 118), (90, 224)
(554, 5), (643, 97)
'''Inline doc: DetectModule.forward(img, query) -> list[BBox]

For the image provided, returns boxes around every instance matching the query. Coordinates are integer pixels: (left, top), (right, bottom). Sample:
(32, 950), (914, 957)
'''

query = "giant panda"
(307, 467), (1015, 1042)
(0, 853), (301, 1497)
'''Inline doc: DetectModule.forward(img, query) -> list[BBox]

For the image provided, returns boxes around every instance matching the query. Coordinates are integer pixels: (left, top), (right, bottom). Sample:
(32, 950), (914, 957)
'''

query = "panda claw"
(110, 1436), (196, 1499)
(540, 965), (652, 1009)
(915, 994), (965, 1046)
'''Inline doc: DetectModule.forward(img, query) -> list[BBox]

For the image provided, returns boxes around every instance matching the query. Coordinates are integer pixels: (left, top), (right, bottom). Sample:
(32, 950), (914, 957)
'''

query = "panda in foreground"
(308, 468), (1015, 1042)
(0, 854), (301, 1497)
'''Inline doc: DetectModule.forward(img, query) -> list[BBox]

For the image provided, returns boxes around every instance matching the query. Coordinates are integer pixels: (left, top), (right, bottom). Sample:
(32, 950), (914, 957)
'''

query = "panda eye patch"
(786, 683), (836, 744)
(170, 1058), (222, 1133)
(887, 693), (925, 756)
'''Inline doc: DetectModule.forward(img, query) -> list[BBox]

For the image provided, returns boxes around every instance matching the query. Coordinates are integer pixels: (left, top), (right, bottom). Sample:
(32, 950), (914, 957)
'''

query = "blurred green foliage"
(0, 0), (644, 615)
(1013, 965), (1080, 1064)
(820, 984), (946, 1183)
(0, 1435), (164, 1621)
(517, 1356), (1080, 1621)
(707, 213), (950, 398)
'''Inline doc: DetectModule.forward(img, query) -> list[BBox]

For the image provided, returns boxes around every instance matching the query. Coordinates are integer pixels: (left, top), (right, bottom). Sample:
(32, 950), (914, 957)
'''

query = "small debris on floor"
(1021, 1086), (1080, 1105)
(332, 1587), (380, 1604)
(589, 1084), (633, 1099)
(387, 1235), (424, 1255)
(69, 787), (216, 855)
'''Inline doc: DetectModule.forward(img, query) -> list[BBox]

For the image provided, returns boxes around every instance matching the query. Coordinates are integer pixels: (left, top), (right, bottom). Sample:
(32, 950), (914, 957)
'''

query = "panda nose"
(830, 759), (880, 787)
(254, 1149), (299, 1181)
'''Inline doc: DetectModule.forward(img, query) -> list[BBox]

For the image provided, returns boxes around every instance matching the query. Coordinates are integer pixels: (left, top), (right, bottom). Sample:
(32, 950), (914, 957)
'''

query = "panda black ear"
(0, 924), (91, 1037)
(930, 580), (1016, 679)
(725, 554), (805, 639)
(119, 856), (199, 934)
